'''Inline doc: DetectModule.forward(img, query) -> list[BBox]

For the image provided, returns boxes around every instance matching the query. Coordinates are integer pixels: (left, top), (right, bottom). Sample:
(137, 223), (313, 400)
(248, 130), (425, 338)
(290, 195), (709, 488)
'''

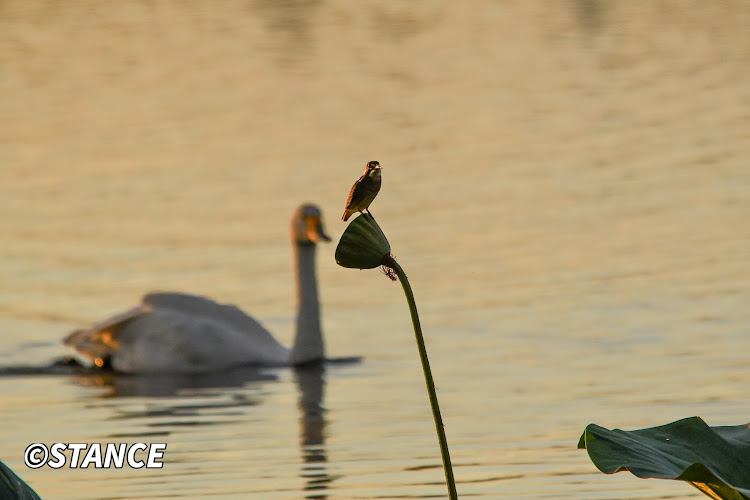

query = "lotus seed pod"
(335, 214), (391, 269)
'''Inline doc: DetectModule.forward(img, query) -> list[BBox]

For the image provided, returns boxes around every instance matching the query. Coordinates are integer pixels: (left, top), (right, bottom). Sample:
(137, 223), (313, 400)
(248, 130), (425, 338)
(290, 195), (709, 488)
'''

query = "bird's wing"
(344, 173), (367, 209)
(62, 305), (146, 364)
(64, 292), (286, 370)
(142, 292), (273, 337)
(127, 293), (288, 372)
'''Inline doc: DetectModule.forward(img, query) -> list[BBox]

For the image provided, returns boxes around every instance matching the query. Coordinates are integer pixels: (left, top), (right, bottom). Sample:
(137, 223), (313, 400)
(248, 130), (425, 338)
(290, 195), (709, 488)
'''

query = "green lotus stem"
(382, 254), (458, 500)
(336, 215), (458, 499)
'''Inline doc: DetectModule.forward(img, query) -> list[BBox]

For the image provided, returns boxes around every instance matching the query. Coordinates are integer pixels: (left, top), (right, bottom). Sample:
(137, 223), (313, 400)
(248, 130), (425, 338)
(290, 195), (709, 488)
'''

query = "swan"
(63, 204), (331, 374)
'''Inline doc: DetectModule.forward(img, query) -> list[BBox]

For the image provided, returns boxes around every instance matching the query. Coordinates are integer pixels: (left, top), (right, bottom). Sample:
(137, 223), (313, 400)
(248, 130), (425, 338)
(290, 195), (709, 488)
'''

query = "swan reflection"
(67, 360), (342, 498)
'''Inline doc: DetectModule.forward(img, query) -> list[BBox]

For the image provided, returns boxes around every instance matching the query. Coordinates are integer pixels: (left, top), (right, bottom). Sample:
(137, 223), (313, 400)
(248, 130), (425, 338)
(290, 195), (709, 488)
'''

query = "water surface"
(1, 1), (749, 498)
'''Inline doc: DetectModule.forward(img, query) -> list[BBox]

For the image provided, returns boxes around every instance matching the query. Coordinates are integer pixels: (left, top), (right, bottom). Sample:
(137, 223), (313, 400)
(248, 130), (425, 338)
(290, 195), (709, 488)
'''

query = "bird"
(342, 160), (382, 221)
(63, 204), (331, 374)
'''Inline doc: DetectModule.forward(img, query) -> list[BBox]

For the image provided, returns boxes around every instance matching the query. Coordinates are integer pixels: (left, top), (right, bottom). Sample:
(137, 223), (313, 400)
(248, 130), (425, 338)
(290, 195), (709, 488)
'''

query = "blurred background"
(1, 1), (749, 498)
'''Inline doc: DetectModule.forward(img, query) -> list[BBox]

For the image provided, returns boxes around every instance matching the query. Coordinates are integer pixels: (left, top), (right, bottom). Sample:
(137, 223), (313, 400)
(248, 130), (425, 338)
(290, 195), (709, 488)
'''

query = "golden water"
(1, 1), (749, 498)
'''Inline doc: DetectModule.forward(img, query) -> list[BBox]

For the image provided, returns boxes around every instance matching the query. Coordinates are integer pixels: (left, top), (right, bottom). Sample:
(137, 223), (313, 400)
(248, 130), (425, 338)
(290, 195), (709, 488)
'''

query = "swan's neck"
(290, 242), (325, 364)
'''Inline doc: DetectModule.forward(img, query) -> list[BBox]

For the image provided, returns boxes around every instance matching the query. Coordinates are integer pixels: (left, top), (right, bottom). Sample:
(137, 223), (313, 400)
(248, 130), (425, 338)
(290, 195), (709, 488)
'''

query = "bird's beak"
(307, 215), (332, 243)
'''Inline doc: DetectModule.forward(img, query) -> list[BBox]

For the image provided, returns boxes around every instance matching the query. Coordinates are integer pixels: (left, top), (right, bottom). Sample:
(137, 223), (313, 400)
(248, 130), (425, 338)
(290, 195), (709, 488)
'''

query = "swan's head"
(293, 204), (331, 245)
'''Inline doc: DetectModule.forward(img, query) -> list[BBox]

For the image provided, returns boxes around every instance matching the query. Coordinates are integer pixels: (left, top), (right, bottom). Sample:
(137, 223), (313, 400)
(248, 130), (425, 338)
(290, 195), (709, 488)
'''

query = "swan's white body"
(64, 205), (330, 374)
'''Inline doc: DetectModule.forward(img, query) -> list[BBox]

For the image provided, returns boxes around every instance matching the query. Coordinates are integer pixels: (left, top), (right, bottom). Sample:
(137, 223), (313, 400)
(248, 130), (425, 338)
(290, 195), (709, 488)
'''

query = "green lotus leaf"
(0, 460), (42, 500)
(579, 416), (750, 500)
(335, 214), (391, 269)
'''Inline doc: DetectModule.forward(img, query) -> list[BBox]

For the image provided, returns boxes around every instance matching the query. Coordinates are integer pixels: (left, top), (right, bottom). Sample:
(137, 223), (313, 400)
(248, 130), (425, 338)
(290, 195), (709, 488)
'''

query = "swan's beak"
(307, 215), (332, 243)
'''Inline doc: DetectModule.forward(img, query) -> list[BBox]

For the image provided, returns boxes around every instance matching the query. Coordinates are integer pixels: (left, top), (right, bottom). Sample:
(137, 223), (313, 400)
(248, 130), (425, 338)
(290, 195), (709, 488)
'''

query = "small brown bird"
(342, 160), (382, 221)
